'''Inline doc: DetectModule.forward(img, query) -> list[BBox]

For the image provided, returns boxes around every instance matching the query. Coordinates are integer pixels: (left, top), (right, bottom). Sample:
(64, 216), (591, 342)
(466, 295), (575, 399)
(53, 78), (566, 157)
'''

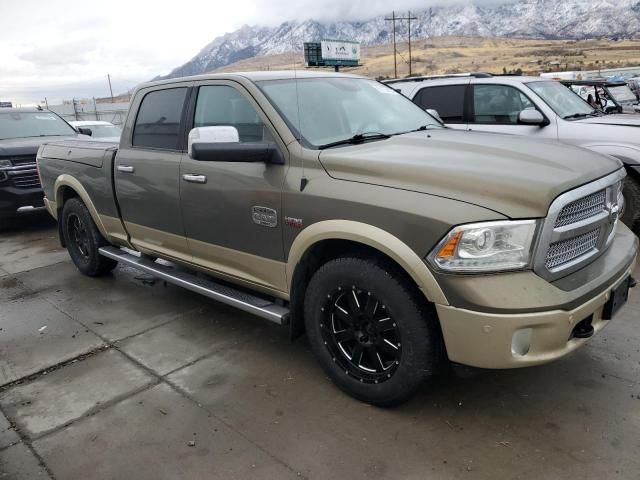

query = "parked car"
(37, 71), (637, 406)
(0, 108), (86, 225)
(561, 79), (640, 114)
(386, 74), (640, 232)
(69, 121), (122, 142)
(627, 77), (640, 101)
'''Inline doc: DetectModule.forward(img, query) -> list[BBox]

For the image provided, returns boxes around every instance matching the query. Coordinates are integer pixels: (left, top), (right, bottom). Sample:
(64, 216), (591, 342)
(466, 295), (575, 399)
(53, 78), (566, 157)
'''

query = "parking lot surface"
(1, 216), (639, 479)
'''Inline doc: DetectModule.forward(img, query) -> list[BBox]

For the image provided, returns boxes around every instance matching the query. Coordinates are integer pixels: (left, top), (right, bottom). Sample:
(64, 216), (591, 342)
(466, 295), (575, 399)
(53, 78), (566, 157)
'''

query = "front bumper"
(435, 224), (638, 369)
(0, 184), (46, 219)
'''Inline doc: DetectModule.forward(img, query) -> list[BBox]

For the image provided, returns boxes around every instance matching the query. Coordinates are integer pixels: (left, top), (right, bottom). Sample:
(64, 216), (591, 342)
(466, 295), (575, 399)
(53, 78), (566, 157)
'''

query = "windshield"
(608, 85), (637, 104)
(527, 81), (595, 119)
(258, 77), (441, 148)
(0, 111), (76, 140)
(84, 124), (122, 138)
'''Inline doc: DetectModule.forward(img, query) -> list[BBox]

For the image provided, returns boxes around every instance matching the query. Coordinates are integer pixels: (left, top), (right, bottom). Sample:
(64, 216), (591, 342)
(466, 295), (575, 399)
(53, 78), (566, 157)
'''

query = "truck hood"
(575, 114), (640, 127)
(318, 130), (622, 218)
(0, 135), (84, 157)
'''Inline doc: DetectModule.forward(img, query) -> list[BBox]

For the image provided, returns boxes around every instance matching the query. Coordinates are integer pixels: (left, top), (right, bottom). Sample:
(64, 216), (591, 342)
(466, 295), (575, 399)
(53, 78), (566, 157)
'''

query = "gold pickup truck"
(36, 71), (637, 406)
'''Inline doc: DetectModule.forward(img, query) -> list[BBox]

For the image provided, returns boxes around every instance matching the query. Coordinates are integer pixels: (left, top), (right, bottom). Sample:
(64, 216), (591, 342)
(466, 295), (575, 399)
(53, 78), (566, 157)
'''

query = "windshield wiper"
(318, 132), (391, 150)
(395, 124), (440, 135)
(563, 111), (601, 120)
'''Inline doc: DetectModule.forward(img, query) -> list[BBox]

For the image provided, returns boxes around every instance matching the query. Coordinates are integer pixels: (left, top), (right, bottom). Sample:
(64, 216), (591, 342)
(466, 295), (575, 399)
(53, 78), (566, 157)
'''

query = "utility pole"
(385, 11), (398, 78)
(107, 74), (114, 103)
(386, 11), (418, 78)
(407, 10), (417, 76)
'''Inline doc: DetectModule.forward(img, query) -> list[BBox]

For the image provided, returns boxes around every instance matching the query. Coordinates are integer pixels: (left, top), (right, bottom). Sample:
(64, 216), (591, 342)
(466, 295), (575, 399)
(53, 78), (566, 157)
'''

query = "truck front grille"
(534, 170), (625, 281)
(9, 169), (41, 189)
(554, 189), (606, 228)
(7, 155), (37, 166)
(545, 228), (601, 270)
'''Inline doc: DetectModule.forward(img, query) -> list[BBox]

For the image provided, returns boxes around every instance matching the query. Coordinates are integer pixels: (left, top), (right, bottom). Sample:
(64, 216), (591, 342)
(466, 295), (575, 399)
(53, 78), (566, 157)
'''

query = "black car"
(0, 108), (83, 224)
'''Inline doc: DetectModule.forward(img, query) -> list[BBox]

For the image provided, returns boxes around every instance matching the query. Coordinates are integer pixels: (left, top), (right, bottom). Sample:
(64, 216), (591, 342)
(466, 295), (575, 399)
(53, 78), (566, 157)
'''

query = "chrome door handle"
(117, 165), (135, 173)
(182, 174), (207, 184)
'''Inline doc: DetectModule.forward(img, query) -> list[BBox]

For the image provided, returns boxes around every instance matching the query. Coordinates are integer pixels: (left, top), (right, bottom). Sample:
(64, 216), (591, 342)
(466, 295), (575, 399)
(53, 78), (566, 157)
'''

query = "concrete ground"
(0, 215), (639, 480)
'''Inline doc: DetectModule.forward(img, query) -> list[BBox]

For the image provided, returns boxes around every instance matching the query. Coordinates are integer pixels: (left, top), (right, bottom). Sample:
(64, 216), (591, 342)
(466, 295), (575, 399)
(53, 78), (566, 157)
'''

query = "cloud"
(245, 0), (519, 24)
(0, 0), (518, 104)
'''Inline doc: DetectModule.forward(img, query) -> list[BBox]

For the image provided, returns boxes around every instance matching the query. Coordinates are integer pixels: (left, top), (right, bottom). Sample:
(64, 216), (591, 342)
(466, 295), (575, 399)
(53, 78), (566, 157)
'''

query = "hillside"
(209, 37), (640, 80)
(160, 0), (640, 79)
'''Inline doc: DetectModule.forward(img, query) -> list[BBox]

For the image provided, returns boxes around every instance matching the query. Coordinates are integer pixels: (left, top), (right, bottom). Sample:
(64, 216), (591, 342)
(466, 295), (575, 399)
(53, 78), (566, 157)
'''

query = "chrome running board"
(98, 246), (289, 325)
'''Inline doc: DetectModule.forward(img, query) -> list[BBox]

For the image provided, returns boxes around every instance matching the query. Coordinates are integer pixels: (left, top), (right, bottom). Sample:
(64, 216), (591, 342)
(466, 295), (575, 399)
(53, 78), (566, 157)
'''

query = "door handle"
(182, 174), (207, 184)
(117, 165), (135, 173)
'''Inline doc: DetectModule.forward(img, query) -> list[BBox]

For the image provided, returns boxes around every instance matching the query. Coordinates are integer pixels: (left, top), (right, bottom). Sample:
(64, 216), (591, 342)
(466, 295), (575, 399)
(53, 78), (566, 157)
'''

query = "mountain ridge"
(159, 0), (640, 79)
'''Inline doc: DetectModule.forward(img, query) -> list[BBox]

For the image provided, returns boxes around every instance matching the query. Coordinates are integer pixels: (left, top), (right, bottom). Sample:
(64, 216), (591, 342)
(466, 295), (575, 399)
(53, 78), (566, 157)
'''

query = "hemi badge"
(285, 216), (303, 228)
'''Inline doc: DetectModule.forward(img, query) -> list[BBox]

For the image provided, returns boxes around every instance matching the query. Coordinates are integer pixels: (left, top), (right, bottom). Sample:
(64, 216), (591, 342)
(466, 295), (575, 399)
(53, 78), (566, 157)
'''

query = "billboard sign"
(321, 40), (360, 64)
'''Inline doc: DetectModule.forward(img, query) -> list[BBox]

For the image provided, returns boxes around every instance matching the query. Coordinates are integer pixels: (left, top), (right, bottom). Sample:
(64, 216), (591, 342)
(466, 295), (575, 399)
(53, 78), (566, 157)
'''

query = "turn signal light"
(436, 231), (462, 258)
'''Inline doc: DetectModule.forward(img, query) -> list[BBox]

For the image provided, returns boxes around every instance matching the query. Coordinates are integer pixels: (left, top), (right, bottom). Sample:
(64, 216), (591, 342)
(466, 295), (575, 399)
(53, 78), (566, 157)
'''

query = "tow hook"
(630, 277), (637, 289)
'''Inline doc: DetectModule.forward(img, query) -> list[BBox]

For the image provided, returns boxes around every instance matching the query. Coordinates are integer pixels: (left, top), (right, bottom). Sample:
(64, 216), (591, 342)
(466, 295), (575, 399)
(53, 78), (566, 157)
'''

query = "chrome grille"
(545, 228), (601, 270)
(534, 169), (626, 281)
(554, 189), (606, 228)
(10, 170), (41, 189)
(7, 155), (37, 166)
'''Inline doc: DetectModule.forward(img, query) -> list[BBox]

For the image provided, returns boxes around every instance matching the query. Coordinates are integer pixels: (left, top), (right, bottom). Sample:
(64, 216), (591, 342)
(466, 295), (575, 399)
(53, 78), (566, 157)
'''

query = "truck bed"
(37, 139), (123, 238)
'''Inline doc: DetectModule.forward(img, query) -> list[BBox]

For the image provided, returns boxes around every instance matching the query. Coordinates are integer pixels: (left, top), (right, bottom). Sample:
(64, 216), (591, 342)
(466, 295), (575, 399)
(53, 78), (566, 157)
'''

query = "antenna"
(290, 26), (308, 192)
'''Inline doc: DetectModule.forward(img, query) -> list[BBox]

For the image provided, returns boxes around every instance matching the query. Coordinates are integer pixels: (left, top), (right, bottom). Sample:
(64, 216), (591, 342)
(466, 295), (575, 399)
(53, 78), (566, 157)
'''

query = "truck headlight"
(0, 159), (12, 168)
(427, 220), (539, 273)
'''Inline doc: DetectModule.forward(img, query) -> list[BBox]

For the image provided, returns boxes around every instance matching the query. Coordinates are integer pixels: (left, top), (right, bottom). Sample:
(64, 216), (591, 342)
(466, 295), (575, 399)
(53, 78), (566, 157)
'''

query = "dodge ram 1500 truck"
(37, 71), (638, 406)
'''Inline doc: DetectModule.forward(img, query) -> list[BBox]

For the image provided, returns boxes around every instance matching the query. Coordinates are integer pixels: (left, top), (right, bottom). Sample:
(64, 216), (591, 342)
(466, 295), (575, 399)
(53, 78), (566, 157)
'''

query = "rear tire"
(621, 177), (640, 235)
(61, 198), (117, 276)
(304, 257), (443, 407)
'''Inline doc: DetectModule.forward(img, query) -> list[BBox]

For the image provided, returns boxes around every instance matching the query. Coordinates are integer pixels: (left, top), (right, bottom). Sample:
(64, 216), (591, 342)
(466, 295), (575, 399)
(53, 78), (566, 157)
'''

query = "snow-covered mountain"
(161, 0), (640, 79)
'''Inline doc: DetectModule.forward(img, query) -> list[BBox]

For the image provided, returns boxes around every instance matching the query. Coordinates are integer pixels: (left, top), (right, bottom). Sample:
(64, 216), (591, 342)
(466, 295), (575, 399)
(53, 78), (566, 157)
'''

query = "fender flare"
(54, 175), (110, 240)
(286, 220), (448, 305)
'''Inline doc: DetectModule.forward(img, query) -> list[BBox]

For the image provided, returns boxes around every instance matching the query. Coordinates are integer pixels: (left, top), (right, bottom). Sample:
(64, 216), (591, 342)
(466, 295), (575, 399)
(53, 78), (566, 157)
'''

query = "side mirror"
(188, 126), (239, 156)
(518, 110), (548, 126)
(188, 126), (284, 164)
(426, 109), (444, 124)
(77, 127), (92, 136)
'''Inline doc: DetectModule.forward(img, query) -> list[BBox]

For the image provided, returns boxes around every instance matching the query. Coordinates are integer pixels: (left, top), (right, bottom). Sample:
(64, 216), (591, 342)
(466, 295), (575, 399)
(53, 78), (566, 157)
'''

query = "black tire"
(621, 177), (640, 235)
(61, 198), (117, 276)
(304, 257), (443, 407)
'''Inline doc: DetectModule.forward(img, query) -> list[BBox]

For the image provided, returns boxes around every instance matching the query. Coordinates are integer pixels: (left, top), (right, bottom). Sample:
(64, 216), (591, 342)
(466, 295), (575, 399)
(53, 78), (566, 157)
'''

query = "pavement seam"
(24, 380), (161, 444)
(0, 259), (69, 278)
(32, 296), (307, 478)
(159, 374), (308, 479)
(0, 345), (111, 392)
(0, 404), (58, 480)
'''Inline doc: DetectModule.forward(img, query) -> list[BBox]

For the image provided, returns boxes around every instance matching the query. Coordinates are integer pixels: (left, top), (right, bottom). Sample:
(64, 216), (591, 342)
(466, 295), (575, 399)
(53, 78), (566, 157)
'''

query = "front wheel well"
(288, 239), (429, 340)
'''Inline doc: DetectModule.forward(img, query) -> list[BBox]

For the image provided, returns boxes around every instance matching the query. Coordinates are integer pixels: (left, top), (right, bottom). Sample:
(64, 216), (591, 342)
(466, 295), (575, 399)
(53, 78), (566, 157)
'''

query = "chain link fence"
(48, 99), (130, 126)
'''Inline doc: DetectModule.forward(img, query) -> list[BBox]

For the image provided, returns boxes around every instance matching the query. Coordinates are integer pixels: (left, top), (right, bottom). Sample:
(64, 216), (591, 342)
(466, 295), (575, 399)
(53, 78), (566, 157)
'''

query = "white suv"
(386, 74), (640, 232)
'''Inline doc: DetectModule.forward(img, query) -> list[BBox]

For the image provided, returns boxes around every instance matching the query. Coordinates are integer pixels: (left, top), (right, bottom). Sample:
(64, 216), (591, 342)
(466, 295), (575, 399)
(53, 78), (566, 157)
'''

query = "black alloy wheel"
(320, 286), (402, 384)
(67, 213), (91, 259)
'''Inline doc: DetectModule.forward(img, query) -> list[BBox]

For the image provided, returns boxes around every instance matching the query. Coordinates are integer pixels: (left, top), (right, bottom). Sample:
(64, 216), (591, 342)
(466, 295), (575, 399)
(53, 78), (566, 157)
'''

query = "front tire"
(621, 177), (640, 234)
(304, 257), (442, 407)
(61, 198), (117, 276)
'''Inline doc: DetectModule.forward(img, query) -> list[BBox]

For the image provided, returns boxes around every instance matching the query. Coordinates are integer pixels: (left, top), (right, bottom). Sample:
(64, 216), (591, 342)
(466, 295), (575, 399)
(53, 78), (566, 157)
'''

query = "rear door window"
(414, 85), (466, 123)
(132, 88), (188, 150)
(472, 84), (535, 124)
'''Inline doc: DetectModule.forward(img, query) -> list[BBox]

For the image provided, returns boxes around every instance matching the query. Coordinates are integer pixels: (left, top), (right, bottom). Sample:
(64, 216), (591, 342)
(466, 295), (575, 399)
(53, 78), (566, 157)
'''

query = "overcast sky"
(0, 0), (510, 105)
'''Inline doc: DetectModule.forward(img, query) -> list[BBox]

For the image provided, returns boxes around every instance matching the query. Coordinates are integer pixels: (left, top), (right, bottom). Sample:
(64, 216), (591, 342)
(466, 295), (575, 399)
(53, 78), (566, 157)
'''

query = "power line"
(385, 11), (418, 78)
